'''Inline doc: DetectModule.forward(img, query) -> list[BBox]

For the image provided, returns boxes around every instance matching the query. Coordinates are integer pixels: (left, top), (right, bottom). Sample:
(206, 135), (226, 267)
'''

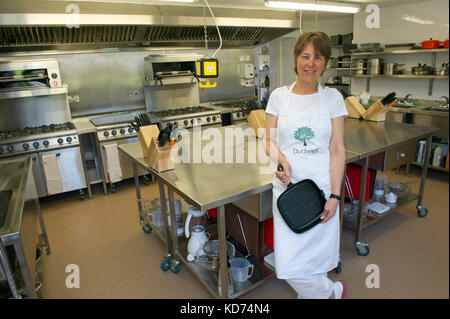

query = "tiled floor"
(37, 165), (448, 299)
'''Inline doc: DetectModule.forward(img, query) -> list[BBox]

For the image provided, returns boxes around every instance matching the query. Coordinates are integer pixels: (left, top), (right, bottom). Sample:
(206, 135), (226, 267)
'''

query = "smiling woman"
(264, 31), (348, 299)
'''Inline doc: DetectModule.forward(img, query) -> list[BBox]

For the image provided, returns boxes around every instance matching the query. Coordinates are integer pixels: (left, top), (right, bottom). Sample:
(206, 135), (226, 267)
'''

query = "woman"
(264, 31), (348, 299)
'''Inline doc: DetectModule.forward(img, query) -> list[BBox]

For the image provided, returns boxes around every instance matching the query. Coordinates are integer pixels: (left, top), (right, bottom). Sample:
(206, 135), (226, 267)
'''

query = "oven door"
(8, 153), (47, 198)
(38, 146), (87, 194)
(100, 137), (146, 182)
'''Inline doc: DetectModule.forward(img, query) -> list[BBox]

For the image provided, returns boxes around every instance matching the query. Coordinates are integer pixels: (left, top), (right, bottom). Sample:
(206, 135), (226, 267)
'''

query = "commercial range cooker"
(0, 122), (87, 199)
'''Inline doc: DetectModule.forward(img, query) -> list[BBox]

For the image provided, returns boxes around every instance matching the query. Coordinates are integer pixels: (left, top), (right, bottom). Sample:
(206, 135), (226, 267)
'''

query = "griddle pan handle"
(276, 164), (293, 187)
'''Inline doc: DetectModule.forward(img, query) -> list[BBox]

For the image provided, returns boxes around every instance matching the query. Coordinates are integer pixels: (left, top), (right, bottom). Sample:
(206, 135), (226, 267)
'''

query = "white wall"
(351, 0), (449, 100)
(353, 0), (449, 45)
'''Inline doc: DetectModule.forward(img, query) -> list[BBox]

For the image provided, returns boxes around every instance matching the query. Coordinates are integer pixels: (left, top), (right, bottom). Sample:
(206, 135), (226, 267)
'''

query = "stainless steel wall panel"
(0, 94), (71, 129)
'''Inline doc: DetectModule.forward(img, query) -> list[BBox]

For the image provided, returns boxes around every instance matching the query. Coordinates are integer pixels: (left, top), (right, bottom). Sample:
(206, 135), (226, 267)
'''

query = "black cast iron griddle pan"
(276, 164), (327, 233)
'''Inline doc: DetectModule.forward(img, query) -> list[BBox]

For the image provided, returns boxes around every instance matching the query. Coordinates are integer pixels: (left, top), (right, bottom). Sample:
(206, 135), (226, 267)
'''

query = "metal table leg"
(354, 157), (370, 256)
(94, 135), (108, 196)
(133, 163), (144, 223)
(37, 202), (51, 255)
(0, 242), (21, 299)
(337, 167), (346, 273)
(167, 189), (181, 273)
(416, 135), (432, 218)
(159, 180), (175, 271)
(78, 135), (92, 200)
(217, 205), (229, 299)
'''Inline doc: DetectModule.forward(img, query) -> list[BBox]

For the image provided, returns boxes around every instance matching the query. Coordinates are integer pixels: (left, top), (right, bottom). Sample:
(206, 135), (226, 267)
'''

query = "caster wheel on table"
(335, 262), (342, 273)
(417, 206), (429, 218)
(79, 190), (85, 201)
(356, 245), (370, 257)
(170, 262), (181, 274)
(143, 175), (151, 185)
(142, 224), (152, 234)
(160, 255), (172, 272)
(109, 183), (116, 194)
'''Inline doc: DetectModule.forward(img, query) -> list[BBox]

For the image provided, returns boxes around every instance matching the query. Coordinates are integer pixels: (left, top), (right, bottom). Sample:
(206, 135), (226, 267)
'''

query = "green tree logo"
(294, 127), (314, 146)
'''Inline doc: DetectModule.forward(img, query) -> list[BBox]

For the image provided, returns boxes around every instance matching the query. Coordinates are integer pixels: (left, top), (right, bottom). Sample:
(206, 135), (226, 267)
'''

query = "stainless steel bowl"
(196, 240), (236, 272)
(385, 182), (410, 198)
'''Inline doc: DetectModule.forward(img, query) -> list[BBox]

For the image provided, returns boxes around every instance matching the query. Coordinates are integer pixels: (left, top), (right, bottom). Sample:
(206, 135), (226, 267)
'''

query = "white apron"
(272, 82), (340, 279)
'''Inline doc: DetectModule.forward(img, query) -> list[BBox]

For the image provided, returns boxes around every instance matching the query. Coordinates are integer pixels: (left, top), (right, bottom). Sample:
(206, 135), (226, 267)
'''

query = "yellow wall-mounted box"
(196, 58), (219, 78)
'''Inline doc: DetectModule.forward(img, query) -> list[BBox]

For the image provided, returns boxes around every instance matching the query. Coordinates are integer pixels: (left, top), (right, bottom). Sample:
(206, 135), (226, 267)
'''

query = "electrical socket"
(129, 89), (140, 96)
(73, 95), (80, 102)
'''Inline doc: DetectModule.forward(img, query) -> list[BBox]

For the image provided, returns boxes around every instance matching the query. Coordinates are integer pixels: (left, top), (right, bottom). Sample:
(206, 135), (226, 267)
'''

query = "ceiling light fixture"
(264, 0), (360, 13)
(161, 0), (199, 3)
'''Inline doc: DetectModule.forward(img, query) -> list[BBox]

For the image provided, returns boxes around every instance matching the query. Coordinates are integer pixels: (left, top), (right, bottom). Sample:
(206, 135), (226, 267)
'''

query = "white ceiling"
(51, 0), (432, 10)
(43, 0), (433, 21)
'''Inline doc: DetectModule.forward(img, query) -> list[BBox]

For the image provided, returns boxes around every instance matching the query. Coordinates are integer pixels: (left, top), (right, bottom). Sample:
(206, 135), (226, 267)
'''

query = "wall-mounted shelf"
(329, 68), (352, 71)
(351, 74), (449, 79)
(351, 48), (449, 56)
(350, 48), (449, 96)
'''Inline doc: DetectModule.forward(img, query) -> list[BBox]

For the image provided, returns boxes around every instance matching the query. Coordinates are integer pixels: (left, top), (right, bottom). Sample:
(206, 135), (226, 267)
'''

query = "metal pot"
(411, 63), (435, 75)
(384, 63), (405, 75)
(351, 59), (366, 75)
(367, 58), (384, 75)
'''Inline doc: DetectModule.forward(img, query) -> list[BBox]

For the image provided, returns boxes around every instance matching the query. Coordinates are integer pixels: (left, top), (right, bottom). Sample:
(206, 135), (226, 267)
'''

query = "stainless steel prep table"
(0, 157), (51, 298)
(119, 123), (360, 299)
(343, 118), (439, 256)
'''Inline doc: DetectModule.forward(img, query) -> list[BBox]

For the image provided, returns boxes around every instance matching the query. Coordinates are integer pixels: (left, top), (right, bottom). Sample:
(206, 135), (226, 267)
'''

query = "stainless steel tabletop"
(119, 123), (360, 211)
(344, 118), (440, 158)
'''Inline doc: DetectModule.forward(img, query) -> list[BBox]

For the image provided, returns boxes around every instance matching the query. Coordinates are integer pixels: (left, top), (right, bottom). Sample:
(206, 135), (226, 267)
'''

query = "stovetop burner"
(148, 106), (215, 118)
(0, 122), (75, 141)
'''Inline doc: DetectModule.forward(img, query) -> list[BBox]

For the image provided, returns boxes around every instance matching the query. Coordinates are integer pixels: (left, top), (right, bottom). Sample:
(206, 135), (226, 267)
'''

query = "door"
(39, 146), (87, 194)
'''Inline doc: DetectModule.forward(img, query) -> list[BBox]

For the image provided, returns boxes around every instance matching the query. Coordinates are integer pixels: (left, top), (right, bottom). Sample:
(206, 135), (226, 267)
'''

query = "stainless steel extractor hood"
(0, 1), (299, 52)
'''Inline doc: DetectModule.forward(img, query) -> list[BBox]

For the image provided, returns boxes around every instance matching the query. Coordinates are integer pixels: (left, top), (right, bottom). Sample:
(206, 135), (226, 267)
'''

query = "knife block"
(137, 125), (160, 162)
(362, 99), (391, 122)
(246, 109), (266, 138)
(145, 138), (174, 172)
(344, 96), (366, 119)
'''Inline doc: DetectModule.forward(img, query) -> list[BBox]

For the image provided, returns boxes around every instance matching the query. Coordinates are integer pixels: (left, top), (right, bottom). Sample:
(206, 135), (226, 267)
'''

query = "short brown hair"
(293, 31), (332, 75)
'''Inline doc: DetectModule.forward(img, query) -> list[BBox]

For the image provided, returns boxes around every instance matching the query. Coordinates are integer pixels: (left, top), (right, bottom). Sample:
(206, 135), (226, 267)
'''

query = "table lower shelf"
(175, 231), (275, 299)
(343, 192), (419, 231)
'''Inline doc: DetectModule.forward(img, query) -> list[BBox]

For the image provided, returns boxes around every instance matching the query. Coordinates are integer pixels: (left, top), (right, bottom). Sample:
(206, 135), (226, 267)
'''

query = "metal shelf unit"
(350, 49), (449, 95)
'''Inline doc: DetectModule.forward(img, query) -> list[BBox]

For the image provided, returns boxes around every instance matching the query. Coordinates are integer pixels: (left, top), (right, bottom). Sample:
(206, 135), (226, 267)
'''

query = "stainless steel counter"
(0, 157), (50, 299)
(344, 118), (440, 158)
(119, 123), (360, 212)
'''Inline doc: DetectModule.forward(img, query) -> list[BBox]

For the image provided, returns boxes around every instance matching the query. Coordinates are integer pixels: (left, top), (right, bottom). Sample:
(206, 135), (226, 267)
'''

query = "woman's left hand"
(320, 198), (339, 223)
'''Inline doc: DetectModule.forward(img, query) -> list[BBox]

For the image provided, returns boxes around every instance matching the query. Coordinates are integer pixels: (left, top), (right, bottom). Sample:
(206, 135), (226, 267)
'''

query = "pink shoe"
(333, 280), (347, 299)
(339, 280), (347, 299)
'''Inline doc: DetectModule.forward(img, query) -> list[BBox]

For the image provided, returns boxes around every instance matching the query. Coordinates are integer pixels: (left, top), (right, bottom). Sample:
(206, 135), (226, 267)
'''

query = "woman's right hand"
(275, 161), (291, 186)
